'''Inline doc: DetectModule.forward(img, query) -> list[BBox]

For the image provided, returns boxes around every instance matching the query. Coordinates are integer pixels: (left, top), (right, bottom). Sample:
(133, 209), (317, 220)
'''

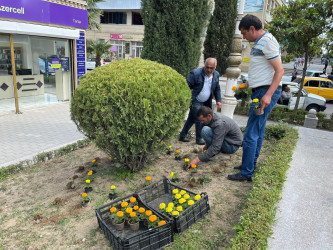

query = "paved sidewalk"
(0, 102), (85, 168)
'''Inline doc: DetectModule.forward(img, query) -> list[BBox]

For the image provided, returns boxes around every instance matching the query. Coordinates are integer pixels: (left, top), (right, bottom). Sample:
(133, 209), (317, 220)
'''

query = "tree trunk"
(293, 45), (309, 114)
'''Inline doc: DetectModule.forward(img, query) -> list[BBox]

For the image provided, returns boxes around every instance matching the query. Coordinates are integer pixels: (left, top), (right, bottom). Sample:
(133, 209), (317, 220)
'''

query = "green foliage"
(140, 0), (210, 77)
(86, 39), (111, 67)
(85, 0), (104, 30)
(230, 125), (298, 249)
(203, 0), (238, 75)
(71, 58), (191, 172)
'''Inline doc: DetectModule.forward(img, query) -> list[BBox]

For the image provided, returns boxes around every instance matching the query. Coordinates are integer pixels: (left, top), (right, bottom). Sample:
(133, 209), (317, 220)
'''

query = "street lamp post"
(221, 0), (245, 118)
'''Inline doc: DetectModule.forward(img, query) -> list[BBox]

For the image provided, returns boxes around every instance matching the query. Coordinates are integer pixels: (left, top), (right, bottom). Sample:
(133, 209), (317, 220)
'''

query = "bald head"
(204, 57), (217, 77)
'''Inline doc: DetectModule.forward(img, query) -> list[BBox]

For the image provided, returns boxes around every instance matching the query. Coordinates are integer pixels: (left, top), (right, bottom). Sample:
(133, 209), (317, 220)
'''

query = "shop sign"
(51, 58), (61, 70)
(0, 0), (88, 29)
(76, 32), (86, 83)
(110, 34), (123, 39)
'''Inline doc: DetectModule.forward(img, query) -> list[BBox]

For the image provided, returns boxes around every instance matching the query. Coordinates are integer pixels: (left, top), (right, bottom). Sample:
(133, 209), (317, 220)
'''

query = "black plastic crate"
(95, 193), (173, 250)
(136, 177), (210, 234)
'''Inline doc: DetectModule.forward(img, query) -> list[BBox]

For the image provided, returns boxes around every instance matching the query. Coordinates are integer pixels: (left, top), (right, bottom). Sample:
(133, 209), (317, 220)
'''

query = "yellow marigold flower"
(138, 207), (145, 214)
(133, 205), (139, 211)
(195, 195), (201, 201)
(239, 83), (246, 89)
(146, 176), (152, 181)
(82, 193), (87, 198)
(191, 164), (197, 169)
(168, 203), (174, 208)
(121, 201), (128, 208)
(149, 215), (157, 222)
(159, 203), (166, 210)
(180, 190), (186, 195)
(232, 86), (237, 91)
(88, 171), (93, 176)
(145, 210), (152, 217)
(175, 194), (181, 200)
(110, 185), (116, 190)
(130, 197), (136, 203)
(158, 220), (166, 226)
(177, 206), (183, 212)
(172, 211), (179, 216)
(175, 150), (180, 154)
(185, 158), (190, 163)
(188, 200), (195, 206)
(130, 212), (136, 218)
(109, 156), (112, 160)
(179, 198), (186, 204)
(85, 179), (90, 184)
(183, 194), (190, 200)
(168, 145), (172, 149)
(170, 172), (174, 178)
(116, 211), (124, 217)
(166, 207), (173, 213)
(126, 207), (133, 214)
(172, 189), (179, 194)
(162, 142), (166, 145)
(92, 159), (96, 163)
(110, 207), (117, 213)
(253, 98), (259, 103)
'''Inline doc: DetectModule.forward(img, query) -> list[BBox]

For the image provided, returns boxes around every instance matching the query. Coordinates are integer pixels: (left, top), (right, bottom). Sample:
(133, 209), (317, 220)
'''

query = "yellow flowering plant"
(109, 206), (117, 220)
(109, 185), (116, 195)
(129, 196), (138, 206)
(180, 190), (186, 196)
(175, 149), (181, 160)
(125, 207), (133, 220)
(194, 194), (201, 201)
(233, 83), (252, 101)
(138, 207), (146, 219)
(252, 98), (260, 109)
(85, 179), (91, 188)
(184, 158), (190, 169)
(129, 212), (140, 224)
(167, 145), (172, 155)
(114, 211), (125, 224)
(170, 171), (179, 182)
(159, 203), (166, 211)
(81, 192), (90, 203)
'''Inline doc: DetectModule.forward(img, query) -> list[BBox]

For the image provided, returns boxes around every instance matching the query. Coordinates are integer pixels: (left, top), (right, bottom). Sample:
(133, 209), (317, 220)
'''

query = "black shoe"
(196, 139), (205, 145)
(233, 165), (242, 170)
(227, 172), (252, 182)
(179, 137), (190, 142)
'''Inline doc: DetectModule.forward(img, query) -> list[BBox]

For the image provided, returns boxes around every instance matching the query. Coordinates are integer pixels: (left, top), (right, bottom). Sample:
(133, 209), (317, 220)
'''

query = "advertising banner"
(76, 32), (86, 83)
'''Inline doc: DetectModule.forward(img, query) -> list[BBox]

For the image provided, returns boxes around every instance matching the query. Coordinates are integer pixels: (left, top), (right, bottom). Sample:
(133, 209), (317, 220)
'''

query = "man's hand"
(260, 94), (272, 111)
(203, 145), (207, 151)
(186, 157), (200, 171)
(216, 102), (222, 111)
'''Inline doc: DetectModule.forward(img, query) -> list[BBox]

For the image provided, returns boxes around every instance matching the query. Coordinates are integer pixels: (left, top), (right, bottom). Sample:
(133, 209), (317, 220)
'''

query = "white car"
(277, 83), (326, 112)
(87, 58), (106, 70)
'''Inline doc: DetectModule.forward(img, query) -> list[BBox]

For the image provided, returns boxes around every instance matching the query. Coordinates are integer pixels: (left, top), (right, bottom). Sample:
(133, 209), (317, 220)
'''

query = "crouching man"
(186, 106), (243, 170)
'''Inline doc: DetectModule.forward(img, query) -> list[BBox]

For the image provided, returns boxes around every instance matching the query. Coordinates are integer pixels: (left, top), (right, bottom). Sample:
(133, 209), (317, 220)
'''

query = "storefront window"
(110, 40), (125, 59)
(132, 42), (143, 58)
(0, 34), (72, 115)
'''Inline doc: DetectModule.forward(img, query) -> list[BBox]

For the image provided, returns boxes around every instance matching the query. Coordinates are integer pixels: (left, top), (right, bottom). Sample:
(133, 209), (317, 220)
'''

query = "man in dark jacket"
(185, 106), (243, 170)
(179, 58), (222, 145)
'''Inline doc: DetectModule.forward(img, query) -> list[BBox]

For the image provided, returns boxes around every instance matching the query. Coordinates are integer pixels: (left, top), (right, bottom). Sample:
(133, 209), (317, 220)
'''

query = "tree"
(203, 0), (238, 75)
(140, 0), (211, 77)
(85, 0), (104, 30)
(268, 0), (333, 113)
(86, 39), (111, 67)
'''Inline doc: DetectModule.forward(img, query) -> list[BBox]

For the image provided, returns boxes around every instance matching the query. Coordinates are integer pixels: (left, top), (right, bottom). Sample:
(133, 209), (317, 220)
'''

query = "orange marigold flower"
(121, 201), (128, 208)
(116, 211), (124, 217)
(88, 171), (93, 176)
(232, 86), (237, 91)
(82, 193), (87, 198)
(92, 159), (96, 163)
(239, 84), (246, 89)
(175, 150), (180, 154)
(126, 207), (133, 214)
(130, 212), (136, 218)
(149, 215), (157, 222)
(138, 207), (145, 213)
(191, 164), (197, 169)
(145, 210), (152, 217)
(133, 205), (139, 211)
(158, 220), (166, 226)
(110, 207), (117, 213)
(130, 197), (136, 203)
(146, 176), (152, 181)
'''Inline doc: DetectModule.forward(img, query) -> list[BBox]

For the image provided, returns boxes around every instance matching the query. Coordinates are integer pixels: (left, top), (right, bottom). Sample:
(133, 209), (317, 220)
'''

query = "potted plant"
(184, 158), (190, 170)
(190, 164), (197, 174)
(166, 145), (172, 155)
(114, 211), (125, 230)
(128, 212), (140, 231)
(145, 176), (152, 186)
(175, 150), (181, 160)
(170, 171), (180, 183)
(147, 214), (159, 228)
(129, 196), (138, 207)
(81, 192), (90, 207)
(91, 159), (97, 174)
(109, 206), (117, 224)
(109, 185), (117, 200)
(252, 98), (264, 115)
(87, 170), (94, 182)
(84, 179), (93, 193)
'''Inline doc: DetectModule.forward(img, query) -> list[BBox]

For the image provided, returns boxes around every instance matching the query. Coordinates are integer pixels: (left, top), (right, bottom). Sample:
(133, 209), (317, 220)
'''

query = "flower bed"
(136, 177), (210, 234)
(95, 193), (173, 250)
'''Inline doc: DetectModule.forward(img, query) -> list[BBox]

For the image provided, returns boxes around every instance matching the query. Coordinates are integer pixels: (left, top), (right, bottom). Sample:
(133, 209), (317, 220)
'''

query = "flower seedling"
(129, 196), (138, 206)
(145, 176), (151, 186)
(252, 98), (260, 109)
(190, 164), (197, 173)
(175, 150), (181, 160)
(114, 211), (125, 224)
(147, 214), (159, 228)
(170, 171), (179, 183)
(91, 159), (97, 173)
(129, 212), (140, 224)
(167, 145), (172, 155)
(81, 192), (90, 204)
(184, 158), (190, 170)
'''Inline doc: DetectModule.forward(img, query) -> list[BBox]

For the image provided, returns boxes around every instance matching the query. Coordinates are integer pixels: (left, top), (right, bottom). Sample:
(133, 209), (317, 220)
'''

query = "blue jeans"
(240, 87), (282, 178)
(180, 100), (204, 141)
(201, 126), (239, 154)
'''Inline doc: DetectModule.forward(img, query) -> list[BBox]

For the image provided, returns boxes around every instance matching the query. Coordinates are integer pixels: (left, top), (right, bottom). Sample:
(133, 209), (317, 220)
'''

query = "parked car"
(87, 58), (106, 70)
(277, 82), (326, 112)
(293, 77), (333, 100)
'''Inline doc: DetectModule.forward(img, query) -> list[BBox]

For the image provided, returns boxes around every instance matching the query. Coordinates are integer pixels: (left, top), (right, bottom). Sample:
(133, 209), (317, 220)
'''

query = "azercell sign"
(0, 0), (88, 29)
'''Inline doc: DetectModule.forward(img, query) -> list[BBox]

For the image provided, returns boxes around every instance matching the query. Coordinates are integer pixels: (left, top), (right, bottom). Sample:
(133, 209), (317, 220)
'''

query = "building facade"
(0, 0), (88, 114)
(86, 0), (144, 60)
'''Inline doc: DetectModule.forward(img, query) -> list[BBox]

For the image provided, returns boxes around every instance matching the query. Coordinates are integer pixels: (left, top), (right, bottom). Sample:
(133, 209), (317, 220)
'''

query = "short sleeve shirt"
(248, 31), (281, 88)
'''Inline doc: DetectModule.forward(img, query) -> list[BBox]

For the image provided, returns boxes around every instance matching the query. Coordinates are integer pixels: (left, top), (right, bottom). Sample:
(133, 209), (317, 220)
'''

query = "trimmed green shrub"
(71, 58), (191, 172)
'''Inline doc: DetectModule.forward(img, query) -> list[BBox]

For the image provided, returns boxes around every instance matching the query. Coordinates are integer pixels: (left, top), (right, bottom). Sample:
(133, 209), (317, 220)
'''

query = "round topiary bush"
(71, 58), (191, 171)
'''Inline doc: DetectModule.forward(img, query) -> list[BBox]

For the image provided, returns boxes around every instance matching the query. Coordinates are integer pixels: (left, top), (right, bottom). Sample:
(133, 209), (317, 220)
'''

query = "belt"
(252, 85), (281, 93)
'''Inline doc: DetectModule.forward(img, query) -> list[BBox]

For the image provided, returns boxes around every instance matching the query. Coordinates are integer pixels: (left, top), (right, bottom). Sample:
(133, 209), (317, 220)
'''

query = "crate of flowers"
(95, 193), (173, 250)
(136, 177), (210, 234)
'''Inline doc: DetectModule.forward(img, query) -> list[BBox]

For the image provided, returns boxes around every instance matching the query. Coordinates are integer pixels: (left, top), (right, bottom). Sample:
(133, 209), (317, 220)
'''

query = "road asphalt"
(1, 68), (333, 248)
